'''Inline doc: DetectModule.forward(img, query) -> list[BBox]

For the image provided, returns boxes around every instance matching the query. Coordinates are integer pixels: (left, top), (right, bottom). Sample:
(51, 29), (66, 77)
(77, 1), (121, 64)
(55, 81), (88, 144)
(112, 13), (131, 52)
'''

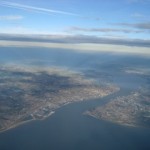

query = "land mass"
(86, 87), (150, 128)
(0, 64), (119, 132)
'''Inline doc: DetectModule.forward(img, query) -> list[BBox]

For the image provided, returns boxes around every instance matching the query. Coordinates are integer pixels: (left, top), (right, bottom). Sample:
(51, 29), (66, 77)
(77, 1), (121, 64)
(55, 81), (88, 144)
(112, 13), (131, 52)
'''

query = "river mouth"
(0, 90), (150, 150)
(0, 78), (149, 150)
(0, 47), (150, 150)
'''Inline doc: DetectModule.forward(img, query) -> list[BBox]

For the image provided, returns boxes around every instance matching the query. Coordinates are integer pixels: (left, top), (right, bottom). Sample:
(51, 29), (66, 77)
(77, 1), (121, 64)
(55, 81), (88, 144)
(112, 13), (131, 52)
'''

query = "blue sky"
(0, 0), (150, 38)
(0, 0), (150, 56)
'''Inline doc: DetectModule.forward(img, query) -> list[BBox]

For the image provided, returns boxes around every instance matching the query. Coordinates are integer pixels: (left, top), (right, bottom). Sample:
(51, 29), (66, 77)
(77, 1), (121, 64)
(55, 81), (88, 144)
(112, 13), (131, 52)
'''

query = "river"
(0, 48), (150, 150)
(0, 75), (150, 150)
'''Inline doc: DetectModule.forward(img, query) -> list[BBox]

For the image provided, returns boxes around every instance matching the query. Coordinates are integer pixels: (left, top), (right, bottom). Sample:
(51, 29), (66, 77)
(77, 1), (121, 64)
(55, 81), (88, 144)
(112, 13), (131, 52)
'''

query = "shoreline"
(85, 112), (137, 128)
(0, 88), (120, 134)
(0, 111), (55, 134)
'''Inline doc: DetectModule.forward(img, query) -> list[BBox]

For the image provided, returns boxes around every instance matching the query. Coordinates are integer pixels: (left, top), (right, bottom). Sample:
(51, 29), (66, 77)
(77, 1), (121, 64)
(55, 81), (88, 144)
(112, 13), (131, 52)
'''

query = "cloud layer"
(0, 33), (150, 48)
(0, 33), (150, 57)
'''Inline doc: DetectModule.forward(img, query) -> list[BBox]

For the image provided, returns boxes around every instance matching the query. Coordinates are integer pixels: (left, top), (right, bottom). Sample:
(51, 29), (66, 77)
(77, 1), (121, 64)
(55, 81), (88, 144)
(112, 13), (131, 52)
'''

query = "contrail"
(0, 0), (79, 16)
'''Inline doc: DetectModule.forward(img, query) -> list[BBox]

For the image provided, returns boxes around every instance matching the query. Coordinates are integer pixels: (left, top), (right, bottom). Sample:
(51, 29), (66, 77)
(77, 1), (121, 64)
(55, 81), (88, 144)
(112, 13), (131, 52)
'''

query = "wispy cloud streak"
(0, 1), (78, 16)
(0, 15), (23, 20)
(68, 26), (143, 33)
(118, 22), (150, 29)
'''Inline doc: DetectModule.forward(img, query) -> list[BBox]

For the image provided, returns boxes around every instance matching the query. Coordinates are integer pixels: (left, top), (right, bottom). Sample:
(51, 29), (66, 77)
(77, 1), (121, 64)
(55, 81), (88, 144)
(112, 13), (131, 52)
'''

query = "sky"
(0, 0), (150, 55)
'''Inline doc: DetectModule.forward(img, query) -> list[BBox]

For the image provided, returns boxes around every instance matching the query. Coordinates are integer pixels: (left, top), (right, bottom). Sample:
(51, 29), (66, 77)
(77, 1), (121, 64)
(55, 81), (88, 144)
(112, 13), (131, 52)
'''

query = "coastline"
(0, 111), (55, 134)
(85, 111), (137, 128)
(0, 87), (120, 134)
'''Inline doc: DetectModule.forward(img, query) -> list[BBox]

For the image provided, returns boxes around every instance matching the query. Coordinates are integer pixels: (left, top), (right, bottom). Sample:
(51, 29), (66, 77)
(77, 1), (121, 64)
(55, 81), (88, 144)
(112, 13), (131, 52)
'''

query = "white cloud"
(0, 15), (23, 21)
(0, 1), (78, 16)
(0, 26), (62, 35)
(0, 40), (150, 57)
(0, 33), (150, 56)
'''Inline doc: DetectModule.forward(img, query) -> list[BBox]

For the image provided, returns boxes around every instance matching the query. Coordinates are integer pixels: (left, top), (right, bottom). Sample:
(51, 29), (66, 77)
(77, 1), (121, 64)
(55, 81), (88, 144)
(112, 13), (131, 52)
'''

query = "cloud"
(0, 40), (150, 57)
(0, 33), (150, 48)
(0, 26), (55, 34)
(67, 26), (143, 33)
(118, 22), (150, 29)
(0, 34), (150, 57)
(131, 13), (145, 18)
(0, 15), (23, 21)
(0, 1), (78, 16)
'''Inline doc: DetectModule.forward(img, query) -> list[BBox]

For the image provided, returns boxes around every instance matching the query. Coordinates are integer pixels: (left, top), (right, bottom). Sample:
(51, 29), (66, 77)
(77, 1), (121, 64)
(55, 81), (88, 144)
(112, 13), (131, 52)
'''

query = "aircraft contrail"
(0, 0), (79, 16)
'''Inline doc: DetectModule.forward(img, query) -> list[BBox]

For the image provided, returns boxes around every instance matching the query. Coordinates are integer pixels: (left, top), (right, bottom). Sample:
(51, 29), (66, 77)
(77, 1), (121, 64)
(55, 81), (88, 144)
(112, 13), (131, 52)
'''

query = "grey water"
(0, 47), (150, 150)
(0, 89), (150, 150)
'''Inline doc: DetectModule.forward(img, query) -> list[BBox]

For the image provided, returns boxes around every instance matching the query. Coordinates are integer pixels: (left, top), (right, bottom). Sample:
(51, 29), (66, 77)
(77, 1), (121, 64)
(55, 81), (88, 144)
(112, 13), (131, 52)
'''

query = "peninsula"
(0, 64), (119, 132)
